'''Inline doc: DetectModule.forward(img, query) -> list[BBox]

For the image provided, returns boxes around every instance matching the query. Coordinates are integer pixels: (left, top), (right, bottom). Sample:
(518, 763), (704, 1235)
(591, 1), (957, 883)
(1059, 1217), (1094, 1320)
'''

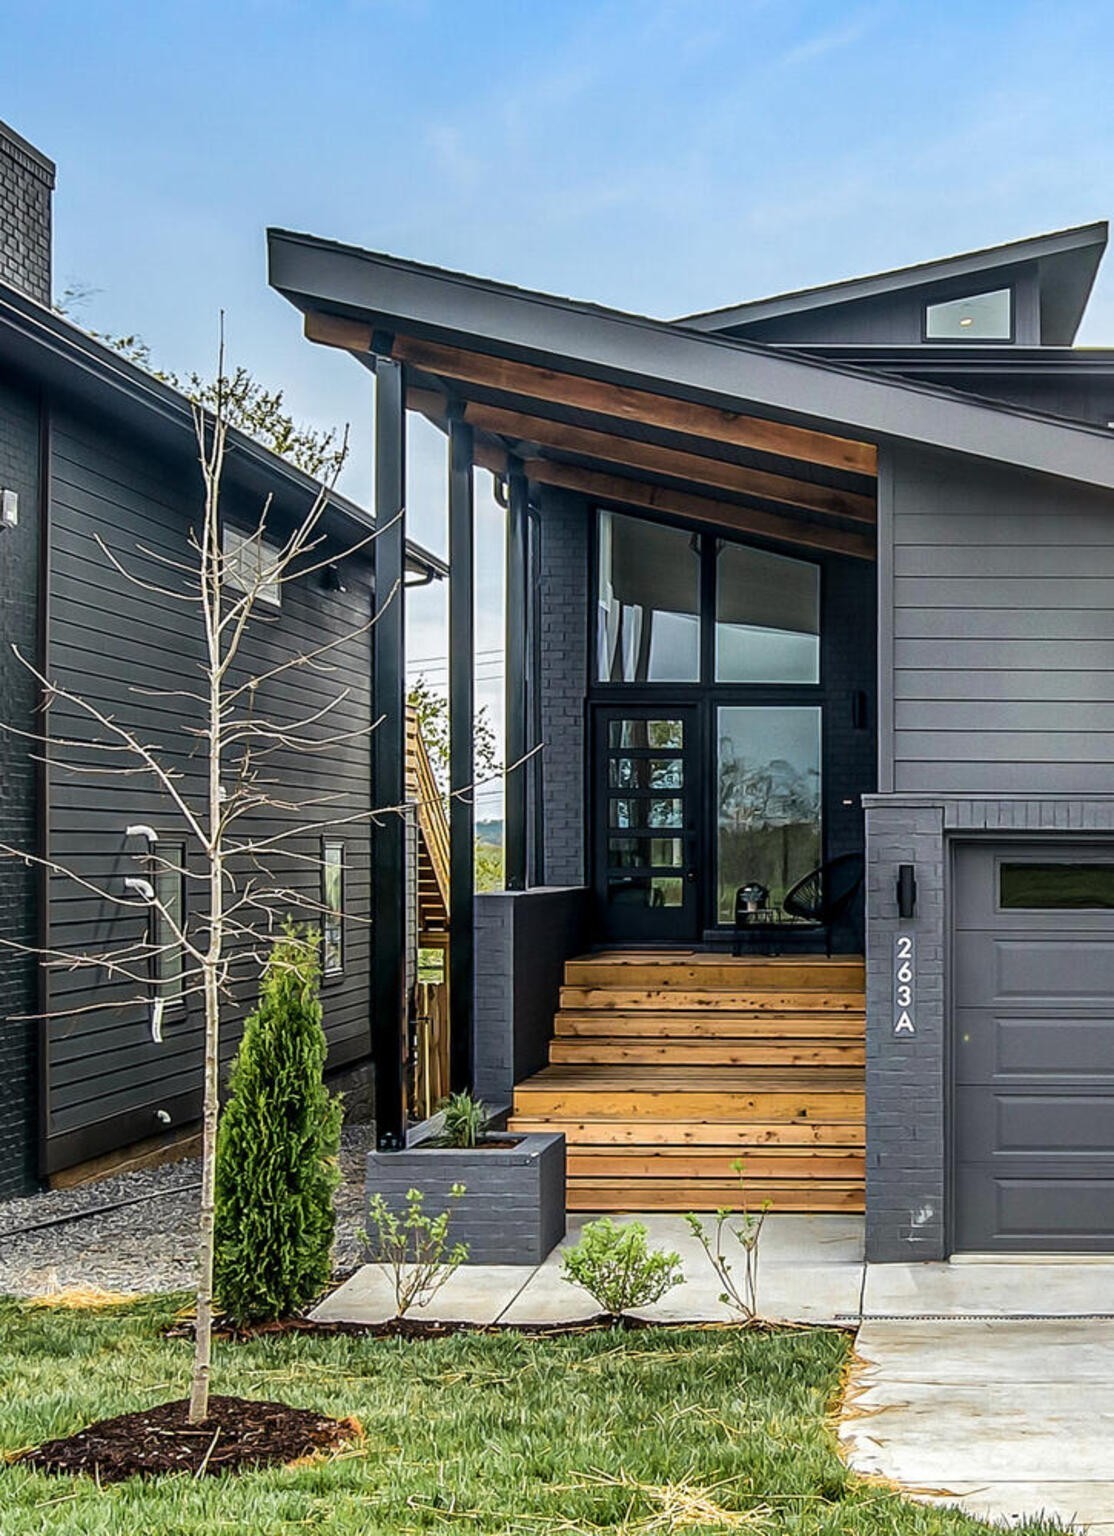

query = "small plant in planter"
(439, 1090), (490, 1148)
(685, 1158), (772, 1323)
(363, 1185), (469, 1318)
(561, 1218), (683, 1322)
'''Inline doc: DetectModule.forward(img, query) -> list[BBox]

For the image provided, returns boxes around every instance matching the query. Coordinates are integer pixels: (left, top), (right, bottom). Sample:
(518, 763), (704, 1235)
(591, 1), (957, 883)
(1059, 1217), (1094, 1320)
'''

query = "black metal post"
(370, 356), (407, 1149)
(504, 459), (528, 892)
(448, 417), (475, 1093)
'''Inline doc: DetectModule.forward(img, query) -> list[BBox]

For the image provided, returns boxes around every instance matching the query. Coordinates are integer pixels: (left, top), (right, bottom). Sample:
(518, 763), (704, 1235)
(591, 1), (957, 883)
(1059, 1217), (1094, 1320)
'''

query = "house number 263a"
(893, 934), (916, 1036)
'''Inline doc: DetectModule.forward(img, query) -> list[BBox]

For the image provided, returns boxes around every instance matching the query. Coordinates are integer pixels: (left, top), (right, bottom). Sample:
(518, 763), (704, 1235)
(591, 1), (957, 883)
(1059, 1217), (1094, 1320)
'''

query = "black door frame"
(591, 701), (703, 944)
(587, 505), (833, 947)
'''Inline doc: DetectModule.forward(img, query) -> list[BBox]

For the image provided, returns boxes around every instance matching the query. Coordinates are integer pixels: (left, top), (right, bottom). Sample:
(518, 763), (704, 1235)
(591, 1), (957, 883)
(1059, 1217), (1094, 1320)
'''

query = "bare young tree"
(0, 339), (405, 1423)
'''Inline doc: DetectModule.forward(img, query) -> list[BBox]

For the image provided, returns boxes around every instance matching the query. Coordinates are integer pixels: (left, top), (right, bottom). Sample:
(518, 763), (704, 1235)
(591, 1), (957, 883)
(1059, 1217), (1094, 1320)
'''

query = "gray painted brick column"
(864, 798), (946, 1262)
(537, 488), (588, 888)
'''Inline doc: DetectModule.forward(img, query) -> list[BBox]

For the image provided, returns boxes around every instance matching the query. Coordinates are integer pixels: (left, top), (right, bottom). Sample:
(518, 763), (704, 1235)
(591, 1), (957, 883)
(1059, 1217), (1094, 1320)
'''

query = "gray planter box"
(366, 1132), (566, 1266)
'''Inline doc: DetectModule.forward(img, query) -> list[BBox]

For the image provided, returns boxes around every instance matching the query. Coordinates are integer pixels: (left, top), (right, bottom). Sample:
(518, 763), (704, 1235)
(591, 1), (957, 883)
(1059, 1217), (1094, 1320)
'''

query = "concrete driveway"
(843, 1317), (1114, 1531)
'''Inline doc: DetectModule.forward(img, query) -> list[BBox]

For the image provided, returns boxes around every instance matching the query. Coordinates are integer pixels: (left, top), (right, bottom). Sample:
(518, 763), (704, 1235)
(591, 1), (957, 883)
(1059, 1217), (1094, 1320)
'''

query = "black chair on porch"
(733, 852), (865, 957)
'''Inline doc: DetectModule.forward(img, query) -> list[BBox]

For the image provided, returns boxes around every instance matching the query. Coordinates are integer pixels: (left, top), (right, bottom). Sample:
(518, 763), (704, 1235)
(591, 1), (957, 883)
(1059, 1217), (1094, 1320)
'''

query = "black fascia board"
(676, 221), (1109, 344)
(267, 227), (1114, 495)
(0, 279), (447, 580)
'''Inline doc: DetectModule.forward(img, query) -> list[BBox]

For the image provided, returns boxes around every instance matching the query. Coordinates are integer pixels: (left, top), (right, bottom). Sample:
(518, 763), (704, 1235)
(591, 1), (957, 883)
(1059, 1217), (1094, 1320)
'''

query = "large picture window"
(596, 510), (700, 682)
(716, 707), (822, 923)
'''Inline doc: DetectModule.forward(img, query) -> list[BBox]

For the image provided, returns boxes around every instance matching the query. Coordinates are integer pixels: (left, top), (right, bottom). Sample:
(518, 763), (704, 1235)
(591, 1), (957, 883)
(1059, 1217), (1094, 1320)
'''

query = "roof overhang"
(0, 280), (447, 580)
(268, 228), (1114, 497)
(677, 221), (1109, 347)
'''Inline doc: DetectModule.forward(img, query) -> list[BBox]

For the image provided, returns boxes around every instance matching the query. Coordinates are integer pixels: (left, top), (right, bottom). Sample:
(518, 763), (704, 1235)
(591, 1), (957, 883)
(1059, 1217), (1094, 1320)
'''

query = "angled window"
(222, 525), (282, 607)
(596, 510), (700, 682)
(153, 843), (186, 1006)
(715, 541), (820, 683)
(322, 840), (345, 976)
(925, 287), (1012, 341)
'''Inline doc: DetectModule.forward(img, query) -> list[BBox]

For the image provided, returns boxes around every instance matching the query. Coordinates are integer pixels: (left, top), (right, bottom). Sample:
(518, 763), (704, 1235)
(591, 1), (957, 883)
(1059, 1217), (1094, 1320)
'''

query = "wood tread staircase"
(508, 951), (865, 1212)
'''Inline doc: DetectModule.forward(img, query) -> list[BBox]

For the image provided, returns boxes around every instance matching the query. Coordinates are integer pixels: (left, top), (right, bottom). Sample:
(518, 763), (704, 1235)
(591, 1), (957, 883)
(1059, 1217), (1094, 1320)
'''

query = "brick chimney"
(0, 119), (55, 306)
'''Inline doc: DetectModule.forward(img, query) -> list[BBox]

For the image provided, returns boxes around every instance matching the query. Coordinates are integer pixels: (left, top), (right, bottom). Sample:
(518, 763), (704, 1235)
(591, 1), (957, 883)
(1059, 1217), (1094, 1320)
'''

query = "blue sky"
(4, 0), (1114, 805)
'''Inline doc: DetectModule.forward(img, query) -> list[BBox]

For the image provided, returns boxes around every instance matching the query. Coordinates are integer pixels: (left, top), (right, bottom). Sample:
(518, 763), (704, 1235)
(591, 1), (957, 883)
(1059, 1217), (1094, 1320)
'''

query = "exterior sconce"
(1, 489), (17, 528)
(896, 864), (917, 919)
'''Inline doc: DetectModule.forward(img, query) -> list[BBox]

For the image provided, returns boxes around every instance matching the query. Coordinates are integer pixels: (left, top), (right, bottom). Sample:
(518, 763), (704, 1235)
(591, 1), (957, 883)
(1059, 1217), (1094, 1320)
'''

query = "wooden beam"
(412, 393), (874, 525)
(465, 438), (874, 561)
(303, 312), (876, 476)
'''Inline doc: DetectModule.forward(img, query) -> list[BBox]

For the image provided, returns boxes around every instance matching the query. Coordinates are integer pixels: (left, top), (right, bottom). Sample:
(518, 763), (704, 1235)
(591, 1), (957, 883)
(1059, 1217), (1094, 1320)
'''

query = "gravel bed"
(0, 1122), (375, 1299)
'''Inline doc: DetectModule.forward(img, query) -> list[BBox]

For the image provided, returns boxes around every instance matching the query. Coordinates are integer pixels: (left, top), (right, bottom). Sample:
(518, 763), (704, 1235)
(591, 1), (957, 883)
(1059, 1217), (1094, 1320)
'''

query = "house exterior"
(270, 212), (1114, 1264)
(0, 120), (445, 1197)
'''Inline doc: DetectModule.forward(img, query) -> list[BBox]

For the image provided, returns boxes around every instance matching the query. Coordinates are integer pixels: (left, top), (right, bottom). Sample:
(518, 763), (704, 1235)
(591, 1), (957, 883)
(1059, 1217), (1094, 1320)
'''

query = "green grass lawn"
(0, 1296), (1062, 1535)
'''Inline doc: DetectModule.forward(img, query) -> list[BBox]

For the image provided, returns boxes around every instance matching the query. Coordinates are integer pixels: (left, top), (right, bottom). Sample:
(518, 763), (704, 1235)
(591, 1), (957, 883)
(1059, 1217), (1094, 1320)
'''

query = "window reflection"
(716, 542), (819, 683)
(597, 511), (700, 682)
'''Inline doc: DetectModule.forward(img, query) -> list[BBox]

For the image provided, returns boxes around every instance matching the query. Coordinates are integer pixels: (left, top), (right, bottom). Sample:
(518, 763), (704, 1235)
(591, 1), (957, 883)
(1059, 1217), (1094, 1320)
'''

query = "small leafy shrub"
(214, 928), (343, 1324)
(686, 1158), (771, 1322)
(561, 1218), (683, 1319)
(439, 1090), (489, 1149)
(363, 1186), (469, 1317)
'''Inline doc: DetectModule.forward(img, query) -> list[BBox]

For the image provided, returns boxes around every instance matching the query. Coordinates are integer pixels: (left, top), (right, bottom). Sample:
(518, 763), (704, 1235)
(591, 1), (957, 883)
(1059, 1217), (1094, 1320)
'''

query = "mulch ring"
(11, 1395), (362, 1482)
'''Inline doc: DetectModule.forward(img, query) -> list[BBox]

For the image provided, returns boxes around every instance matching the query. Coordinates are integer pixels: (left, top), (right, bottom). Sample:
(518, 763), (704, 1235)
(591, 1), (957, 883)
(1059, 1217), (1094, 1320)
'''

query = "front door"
(592, 705), (700, 942)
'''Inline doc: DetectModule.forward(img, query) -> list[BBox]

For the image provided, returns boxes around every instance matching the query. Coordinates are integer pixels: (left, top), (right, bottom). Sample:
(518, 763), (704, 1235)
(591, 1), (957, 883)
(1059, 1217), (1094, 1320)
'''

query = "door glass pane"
(1000, 863), (1114, 910)
(609, 757), (683, 789)
(597, 511), (700, 681)
(717, 706), (821, 922)
(716, 541), (820, 683)
(609, 718), (684, 749)
(608, 875), (683, 908)
(610, 798), (684, 829)
(609, 836), (684, 869)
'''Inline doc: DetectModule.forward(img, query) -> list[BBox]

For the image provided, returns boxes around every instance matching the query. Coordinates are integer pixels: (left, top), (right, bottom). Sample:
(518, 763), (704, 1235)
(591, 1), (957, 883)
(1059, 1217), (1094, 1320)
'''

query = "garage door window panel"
(1000, 862), (1114, 910)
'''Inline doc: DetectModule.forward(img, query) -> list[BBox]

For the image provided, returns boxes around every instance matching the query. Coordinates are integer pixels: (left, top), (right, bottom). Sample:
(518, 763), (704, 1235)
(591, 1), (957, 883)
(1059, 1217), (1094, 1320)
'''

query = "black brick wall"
(0, 120), (54, 306)
(537, 488), (589, 887)
(0, 370), (43, 1197)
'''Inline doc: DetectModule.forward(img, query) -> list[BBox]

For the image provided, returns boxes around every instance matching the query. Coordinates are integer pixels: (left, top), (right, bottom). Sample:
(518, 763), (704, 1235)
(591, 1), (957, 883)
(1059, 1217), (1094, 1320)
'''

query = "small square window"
(925, 287), (1012, 341)
(223, 525), (282, 607)
(322, 841), (345, 976)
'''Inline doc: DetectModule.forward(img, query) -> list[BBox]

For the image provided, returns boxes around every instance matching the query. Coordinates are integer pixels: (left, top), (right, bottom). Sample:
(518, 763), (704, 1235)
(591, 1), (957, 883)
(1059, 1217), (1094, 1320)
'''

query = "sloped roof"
(268, 228), (1114, 494)
(677, 222), (1108, 347)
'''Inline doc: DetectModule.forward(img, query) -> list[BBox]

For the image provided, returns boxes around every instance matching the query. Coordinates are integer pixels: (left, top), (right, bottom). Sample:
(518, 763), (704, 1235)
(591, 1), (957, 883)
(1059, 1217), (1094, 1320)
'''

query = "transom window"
(925, 287), (1012, 341)
(595, 509), (821, 687)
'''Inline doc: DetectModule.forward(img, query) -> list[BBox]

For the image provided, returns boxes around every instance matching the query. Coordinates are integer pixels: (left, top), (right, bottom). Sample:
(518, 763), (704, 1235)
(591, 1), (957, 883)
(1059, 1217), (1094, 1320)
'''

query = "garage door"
(953, 842), (1114, 1253)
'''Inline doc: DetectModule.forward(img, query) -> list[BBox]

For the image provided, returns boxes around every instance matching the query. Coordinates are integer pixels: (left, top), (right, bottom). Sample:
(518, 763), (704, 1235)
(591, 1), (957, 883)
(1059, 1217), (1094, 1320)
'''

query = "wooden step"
(509, 1116), (864, 1147)
(564, 955), (864, 990)
(549, 1037), (864, 1068)
(553, 1008), (863, 1038)
(566, 1148), (865, 1180)
(513, 1065), (864, 1123)
(559, 986), (865, 1013)
(567, 1180), (865, 1213)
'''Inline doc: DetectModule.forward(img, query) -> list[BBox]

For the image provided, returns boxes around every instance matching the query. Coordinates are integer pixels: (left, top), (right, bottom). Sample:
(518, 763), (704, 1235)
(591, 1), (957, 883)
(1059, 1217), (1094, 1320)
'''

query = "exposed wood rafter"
(407, 388), (875, 526)
(303, 312), (877, 476)
(466, 438), (874, 561)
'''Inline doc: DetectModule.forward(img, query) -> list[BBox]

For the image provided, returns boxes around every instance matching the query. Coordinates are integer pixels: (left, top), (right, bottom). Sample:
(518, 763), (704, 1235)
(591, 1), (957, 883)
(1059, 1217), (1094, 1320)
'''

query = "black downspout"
(504, 459), (528, 892)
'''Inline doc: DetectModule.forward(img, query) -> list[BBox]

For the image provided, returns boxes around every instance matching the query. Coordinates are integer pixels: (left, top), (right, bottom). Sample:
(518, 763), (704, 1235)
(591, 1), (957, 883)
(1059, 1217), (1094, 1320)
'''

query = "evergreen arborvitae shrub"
(214, 928), (343, 1324)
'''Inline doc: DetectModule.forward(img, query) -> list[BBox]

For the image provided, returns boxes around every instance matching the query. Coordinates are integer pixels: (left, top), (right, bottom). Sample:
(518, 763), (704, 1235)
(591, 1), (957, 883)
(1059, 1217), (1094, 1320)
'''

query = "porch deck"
(508, 951), (866, 1212)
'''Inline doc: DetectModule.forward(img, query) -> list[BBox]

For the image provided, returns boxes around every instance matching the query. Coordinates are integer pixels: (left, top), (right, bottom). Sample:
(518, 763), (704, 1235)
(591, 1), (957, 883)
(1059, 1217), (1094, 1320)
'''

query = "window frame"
(321, 838), (345, 980)
(922, 284), (1015, 344)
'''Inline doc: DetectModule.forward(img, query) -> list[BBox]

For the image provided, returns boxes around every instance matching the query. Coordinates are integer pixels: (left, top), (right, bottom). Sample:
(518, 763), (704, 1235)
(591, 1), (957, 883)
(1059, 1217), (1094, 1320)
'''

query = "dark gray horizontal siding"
(890, 444), (1114, 794)
(44, 402), (375, 1172)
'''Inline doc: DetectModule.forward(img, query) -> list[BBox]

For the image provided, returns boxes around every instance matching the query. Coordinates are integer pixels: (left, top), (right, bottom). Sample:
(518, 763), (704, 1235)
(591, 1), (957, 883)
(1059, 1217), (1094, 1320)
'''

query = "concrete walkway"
(313, 1212), (866, 1327)
(316, 1219), (1114, 1530)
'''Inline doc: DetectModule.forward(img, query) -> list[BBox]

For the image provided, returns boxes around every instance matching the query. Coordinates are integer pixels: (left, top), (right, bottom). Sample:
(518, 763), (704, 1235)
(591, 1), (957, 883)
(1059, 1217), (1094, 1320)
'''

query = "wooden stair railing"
(406, 708), (451, 938)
